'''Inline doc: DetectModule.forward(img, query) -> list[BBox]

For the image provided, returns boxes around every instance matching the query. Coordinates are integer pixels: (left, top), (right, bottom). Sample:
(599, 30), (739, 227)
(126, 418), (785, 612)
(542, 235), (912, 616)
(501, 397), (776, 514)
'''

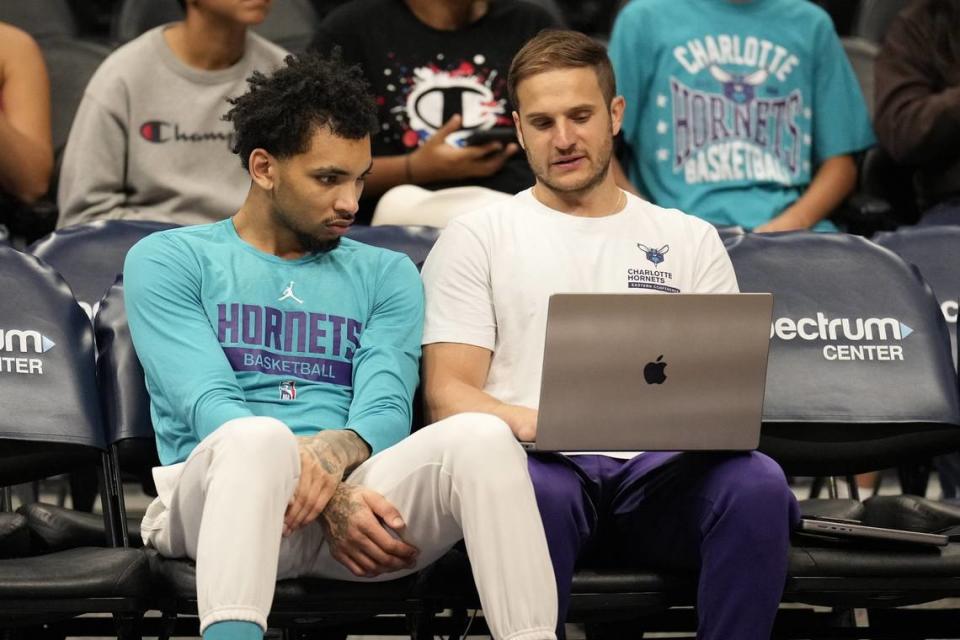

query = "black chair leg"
(408, 609), (436, 640)
(69, 468), (99, 512)
(809, 476), (824, 499)
(584, 621), (646, 639)
(113, 612), (143, 640)
(897, 462), (932, 496)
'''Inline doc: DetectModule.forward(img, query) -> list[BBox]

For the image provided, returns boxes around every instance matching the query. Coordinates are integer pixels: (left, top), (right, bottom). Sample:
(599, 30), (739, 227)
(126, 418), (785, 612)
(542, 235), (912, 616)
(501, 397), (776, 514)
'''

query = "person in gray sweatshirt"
(56, 0), (287, 228)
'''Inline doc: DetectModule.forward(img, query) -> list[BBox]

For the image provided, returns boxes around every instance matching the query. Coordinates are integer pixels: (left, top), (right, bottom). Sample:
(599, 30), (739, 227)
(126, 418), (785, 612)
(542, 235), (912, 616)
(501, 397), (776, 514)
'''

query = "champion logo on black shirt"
(138, 120), (235, 145)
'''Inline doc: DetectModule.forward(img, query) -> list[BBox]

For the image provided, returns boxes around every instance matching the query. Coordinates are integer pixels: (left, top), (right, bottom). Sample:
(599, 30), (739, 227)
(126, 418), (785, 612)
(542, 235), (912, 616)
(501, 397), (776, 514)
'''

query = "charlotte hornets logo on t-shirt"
(216, 303), (362, 387)
(664, 35), (807, 187)
(626, 242), (679, 293)
(638, 243), (669, 266)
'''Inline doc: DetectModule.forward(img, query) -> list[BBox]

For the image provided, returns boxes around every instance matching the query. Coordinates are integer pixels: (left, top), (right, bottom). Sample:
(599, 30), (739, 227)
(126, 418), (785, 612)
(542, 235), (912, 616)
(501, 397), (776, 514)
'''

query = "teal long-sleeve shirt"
(124, 219), (424, 466)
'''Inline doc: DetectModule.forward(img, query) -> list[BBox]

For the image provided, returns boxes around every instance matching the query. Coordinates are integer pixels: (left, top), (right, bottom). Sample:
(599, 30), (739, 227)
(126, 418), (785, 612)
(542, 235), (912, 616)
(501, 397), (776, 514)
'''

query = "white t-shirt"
(421, 188), (739, 411)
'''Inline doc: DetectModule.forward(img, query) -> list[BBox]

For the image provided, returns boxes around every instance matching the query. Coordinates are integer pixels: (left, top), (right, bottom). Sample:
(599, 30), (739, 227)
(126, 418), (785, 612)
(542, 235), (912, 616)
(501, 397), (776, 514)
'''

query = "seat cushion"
(863, 494), (960, 532)
(147, 549), (420, 611)
(0, 547), (150, 598)
(799, 498), (865, 521)
(0, 512), (30, 559)
(18, 502), (143, 551)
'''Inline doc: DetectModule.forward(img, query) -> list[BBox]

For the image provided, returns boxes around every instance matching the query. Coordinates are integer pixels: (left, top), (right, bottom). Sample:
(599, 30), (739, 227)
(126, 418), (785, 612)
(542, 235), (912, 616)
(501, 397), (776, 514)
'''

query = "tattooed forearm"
(299, 429), (371, 477)
(322, 484), (364, 539)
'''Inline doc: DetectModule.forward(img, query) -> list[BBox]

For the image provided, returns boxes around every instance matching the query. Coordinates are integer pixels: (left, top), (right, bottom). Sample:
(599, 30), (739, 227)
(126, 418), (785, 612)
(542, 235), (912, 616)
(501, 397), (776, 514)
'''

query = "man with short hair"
(125, 52), (557, 640)
(58, 0), (287, 227)
(421, 30), (799, 639)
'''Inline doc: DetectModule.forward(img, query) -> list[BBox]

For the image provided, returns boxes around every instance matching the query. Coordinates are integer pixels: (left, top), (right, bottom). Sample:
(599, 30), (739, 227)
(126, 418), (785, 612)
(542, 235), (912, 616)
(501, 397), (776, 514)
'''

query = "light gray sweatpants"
(141, 412), (558, 640)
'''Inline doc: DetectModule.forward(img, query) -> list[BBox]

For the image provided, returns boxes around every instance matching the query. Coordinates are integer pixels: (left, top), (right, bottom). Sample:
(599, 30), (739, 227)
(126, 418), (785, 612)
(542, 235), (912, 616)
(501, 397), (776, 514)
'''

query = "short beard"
(294, 230), (340, 254)
(535, 158), (610, 196)
(271, 206), (341, 254)
(527, 136), (613, 198)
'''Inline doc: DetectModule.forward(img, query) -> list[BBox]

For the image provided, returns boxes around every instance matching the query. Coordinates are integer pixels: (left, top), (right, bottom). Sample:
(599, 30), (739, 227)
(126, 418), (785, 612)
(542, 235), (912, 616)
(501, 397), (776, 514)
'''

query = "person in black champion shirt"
(311, 0), (557, 224)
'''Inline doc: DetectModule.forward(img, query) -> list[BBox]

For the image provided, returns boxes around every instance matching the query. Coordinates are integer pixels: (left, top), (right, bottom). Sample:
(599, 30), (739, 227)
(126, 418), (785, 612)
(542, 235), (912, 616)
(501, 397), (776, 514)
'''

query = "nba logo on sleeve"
(279, 380), (297, 400)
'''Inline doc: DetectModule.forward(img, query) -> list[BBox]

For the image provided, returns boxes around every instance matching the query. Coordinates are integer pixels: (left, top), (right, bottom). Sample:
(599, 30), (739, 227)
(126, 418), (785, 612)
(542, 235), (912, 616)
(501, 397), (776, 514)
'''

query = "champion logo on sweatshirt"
(139, 120), (235, 146)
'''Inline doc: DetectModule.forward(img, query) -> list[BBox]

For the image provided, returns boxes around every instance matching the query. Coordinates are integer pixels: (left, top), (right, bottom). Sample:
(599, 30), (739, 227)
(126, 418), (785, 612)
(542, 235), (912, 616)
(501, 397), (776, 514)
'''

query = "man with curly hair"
(124, 52), (557, 640)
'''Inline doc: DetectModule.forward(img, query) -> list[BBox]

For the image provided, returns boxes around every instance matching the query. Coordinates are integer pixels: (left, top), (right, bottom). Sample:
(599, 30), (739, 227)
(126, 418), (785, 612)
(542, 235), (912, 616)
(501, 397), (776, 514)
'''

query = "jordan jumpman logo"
(278, 281), (304, 304)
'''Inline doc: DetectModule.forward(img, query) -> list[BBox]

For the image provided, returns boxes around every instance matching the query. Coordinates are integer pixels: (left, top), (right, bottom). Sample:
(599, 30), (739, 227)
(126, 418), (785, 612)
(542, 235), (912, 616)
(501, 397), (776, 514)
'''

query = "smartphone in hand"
(463, 127), (517, 146)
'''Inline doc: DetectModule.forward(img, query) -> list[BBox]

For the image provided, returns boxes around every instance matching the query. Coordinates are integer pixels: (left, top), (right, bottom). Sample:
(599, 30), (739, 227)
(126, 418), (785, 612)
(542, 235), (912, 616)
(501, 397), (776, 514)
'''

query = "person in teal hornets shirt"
(125, 52), (557, 640)
(608, 0), (875, 232)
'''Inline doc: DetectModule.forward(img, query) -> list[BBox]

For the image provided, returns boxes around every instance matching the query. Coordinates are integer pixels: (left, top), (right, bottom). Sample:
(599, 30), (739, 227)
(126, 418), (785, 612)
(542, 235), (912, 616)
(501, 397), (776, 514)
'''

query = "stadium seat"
(41, 38), (112, 165)
(0, 246), (149, 639)
(0, 0), (78, 41)
(29, 219), (178, 318)
(874, 226), (960, 368)
(715, 224), (744, 243)
(918, 205), (960, 227)
(875, 226), (960, 497)
(253, 0), (318, 52)
(726, 231), (960, 475)
(0, 513), (30, 559)
(852, 0), (910, 44)
(718, 232), (960, 633)
(347, 224), (441, 267)
(841, 37), (879, 118)
(110, 0), (182, 44)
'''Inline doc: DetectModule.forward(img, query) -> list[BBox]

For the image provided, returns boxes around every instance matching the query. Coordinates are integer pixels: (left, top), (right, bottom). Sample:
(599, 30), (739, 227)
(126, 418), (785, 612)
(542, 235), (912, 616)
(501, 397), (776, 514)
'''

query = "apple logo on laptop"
(643, 355), (667, 384)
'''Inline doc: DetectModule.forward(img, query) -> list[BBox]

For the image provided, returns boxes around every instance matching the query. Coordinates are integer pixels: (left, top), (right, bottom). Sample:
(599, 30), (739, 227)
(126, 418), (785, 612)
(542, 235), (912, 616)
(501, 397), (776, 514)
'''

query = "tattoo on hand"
(323, 484), (363, 539)
(300, 430), (370, 478)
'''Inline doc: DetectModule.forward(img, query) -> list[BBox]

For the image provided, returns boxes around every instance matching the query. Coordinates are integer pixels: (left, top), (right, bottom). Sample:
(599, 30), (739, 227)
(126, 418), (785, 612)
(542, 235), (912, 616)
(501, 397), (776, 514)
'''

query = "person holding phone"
(311, 0), (558, 224)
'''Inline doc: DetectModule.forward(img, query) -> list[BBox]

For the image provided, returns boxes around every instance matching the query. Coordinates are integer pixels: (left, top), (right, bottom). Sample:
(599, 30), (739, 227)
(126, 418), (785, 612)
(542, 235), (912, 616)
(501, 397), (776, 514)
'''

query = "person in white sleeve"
(124, 51), (557, 640)
(421, 30), (799, 640)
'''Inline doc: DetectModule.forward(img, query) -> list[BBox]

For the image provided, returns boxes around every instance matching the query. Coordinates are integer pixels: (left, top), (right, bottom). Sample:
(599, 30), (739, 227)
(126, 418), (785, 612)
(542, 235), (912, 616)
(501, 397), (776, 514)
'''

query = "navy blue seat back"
(347, 225), (441, 268)
(918, 206), (960, 228)
(95, 279), (153, 446)
(726, 232), (960, 475)
(41, 39), (112, 162)
(253, 0), (318, 51)
(0, 247), (104, 484)
(29, 220), (178, 318)
(875, 226), (960, 369)
(716, 225), (745, 244)
(0, 0), (77, 41)
(111, 0), (182, 44)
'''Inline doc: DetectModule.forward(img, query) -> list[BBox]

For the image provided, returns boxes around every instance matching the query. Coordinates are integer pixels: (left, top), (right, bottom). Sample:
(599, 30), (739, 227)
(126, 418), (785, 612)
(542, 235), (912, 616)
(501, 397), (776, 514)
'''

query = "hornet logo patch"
(637, 243), (670, 266)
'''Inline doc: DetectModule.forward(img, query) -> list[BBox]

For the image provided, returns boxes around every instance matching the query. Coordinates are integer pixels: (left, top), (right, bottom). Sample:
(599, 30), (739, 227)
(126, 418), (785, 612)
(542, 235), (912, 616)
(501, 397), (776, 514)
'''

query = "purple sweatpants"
(527, 451), (800, 639)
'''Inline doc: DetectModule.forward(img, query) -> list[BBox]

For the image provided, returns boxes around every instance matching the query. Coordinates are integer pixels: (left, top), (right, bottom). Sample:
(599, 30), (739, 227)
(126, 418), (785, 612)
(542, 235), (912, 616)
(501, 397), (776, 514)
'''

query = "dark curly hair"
(223, 51), (379, 169)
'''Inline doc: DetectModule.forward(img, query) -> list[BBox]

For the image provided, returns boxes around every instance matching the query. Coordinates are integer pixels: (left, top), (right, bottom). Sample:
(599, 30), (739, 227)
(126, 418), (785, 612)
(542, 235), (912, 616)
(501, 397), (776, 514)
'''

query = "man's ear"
(512, 111), (525, 150)
(610, 96), (626, 137)
(248, 148), (276, 190)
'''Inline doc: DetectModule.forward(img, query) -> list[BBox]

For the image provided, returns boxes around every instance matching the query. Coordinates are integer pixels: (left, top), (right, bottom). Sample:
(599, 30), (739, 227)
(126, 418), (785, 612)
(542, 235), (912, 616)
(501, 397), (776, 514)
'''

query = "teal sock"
(203, 620), (263, 640)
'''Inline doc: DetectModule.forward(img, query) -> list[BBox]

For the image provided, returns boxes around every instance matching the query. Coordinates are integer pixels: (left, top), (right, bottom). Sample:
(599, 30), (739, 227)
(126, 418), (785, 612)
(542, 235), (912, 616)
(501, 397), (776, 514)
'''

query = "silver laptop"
(525, 293), (774, 452)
